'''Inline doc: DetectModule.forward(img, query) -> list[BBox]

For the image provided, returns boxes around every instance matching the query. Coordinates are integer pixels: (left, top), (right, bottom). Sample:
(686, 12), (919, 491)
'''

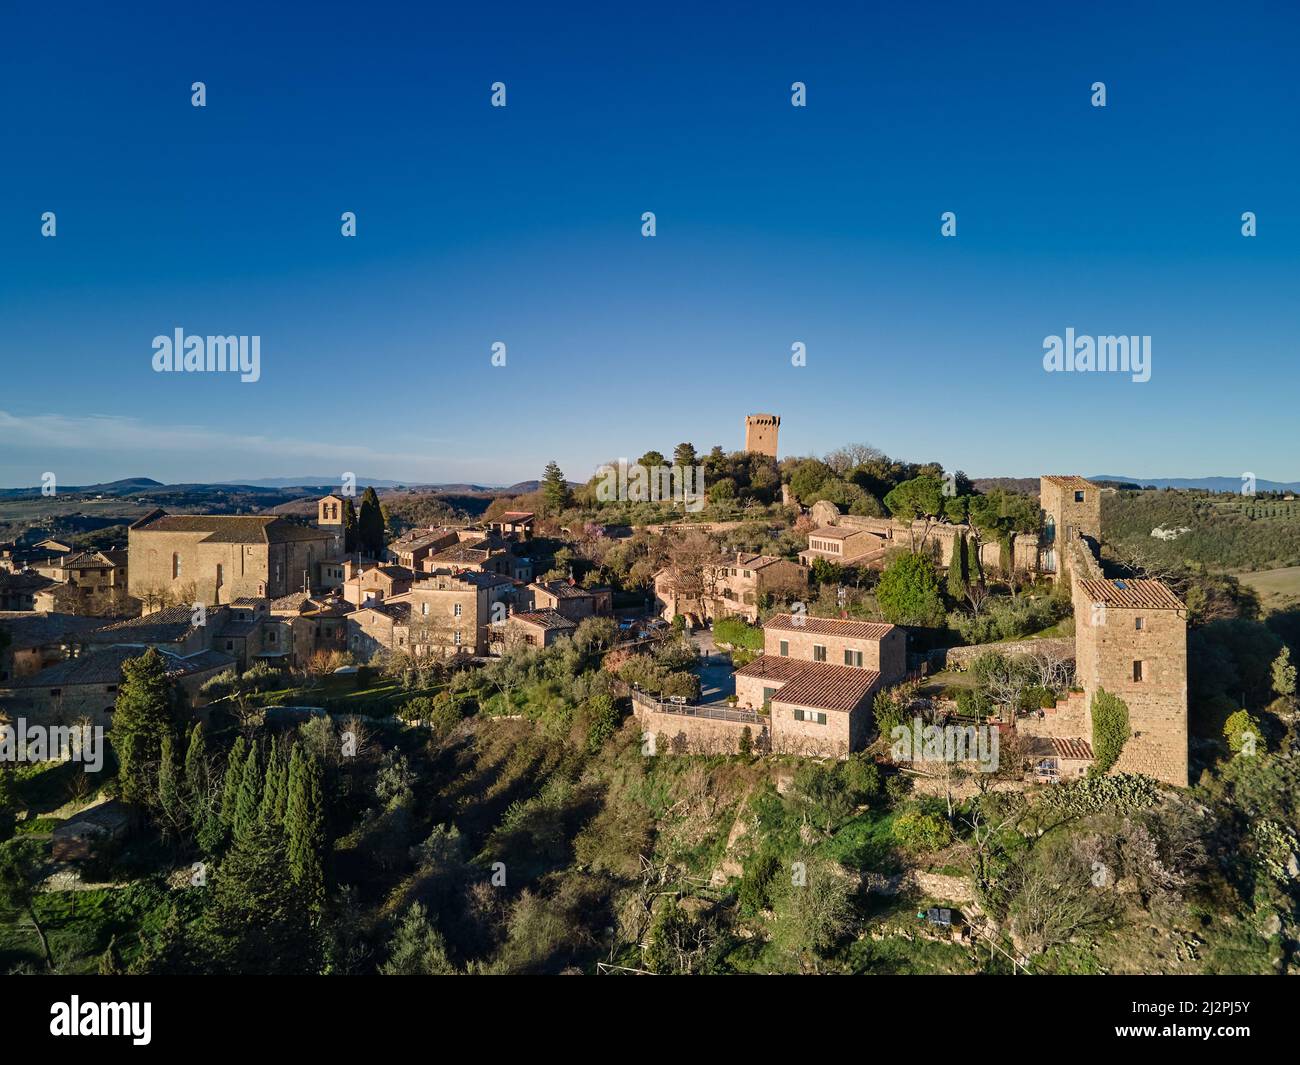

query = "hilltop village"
(2, 414), (1295, 977)
(2, 415), (1189, 785)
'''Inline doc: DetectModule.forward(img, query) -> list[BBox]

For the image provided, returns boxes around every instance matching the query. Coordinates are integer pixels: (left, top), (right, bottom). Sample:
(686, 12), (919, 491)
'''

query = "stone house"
(403, 570), (516, 657)
(529, 579), (611, 622)
(653, 553), (809, 625)
(341, 564), (416, 606)
(0, 612), (112, 683)
(495, 609), (577, 651)
(761, 613), (907, 683)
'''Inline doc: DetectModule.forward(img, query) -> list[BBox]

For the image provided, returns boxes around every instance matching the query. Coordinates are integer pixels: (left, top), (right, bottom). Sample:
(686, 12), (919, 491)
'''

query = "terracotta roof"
(733, 654), (816, 683)
(769, 662), (882, 713)
(765, 613), (897, 640)
(533, 580), (591, 599)
(1041, 475), (1096, 491)
(806, 527), (864, 541)
(500, 511), (535, 521)
(1076, 578), (1184, 611)
(1053, 737), (1094, 761)
(131, 513), (332, 544)
(88, 605), (198, 643)
(510, 610), (577, 631)
(0, 612), (111, 649)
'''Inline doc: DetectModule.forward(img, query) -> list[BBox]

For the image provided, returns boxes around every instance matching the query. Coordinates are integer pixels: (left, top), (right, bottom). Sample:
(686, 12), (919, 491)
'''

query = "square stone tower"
(1072, 574), (1189, 787)
(1040, 475), (1102, 581)
(745, 413), (780, 458)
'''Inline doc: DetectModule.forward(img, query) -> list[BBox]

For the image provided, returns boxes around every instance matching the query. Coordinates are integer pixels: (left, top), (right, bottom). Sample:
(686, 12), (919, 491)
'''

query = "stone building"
(31, 549), (130, 615)
(744, 413), (780, 458)
(800, 500), (1040, 575)
(720, 614), (906, 758)
(128, 510), (339, 606)
(494, 609), (577, 651)
(530, 579), (611, 622)
(1068, 538), (1188, 785)
(653, 553), (808, 625)
(1039, 475), (1103, 581)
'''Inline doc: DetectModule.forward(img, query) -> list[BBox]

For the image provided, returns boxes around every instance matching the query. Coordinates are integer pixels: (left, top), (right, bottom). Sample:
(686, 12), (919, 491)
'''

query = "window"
(1134, 616), (1145, 631)
(813, 644), (827, 662)
(50, 689), (62, 697)
(1074, 490), (1085, 503)
(215, 563), (223, 588)
(793, 709), (827, 725)
(421, 602), (429, 616)
(453, 603), (462, 617)
(1133, 660), (1145, 682)
(225, 641), (234, 650)
(778, 640), (789, 657)
(172, 553), (181, 579)
(105, 685), (116, 693)
(845, 649), (863, 667)
(454, 631), (462, 645)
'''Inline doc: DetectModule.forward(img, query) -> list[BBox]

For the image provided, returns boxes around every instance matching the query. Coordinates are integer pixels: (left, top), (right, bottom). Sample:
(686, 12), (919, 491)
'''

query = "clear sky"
(1, 0), (1297, 488)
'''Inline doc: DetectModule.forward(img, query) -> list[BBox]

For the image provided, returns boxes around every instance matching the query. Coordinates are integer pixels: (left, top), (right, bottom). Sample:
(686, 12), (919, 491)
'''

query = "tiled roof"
(0, 612), (111, 649)
(1042, 475), (1096, 491)
(0, 572), (57, 592)
(765, 613), (897, 640)
(427, 545), (492, 564)
(733, 654), (817, 683)
(510, 610), (577, 631)
(806, 527), (863, 540)
(5, 644), (231, 689)
(55, 550), (120, 570)
(1053, 737), (1094, 761)
(500, 511), (535, 521)
(533, 580), (591, 599)
(1076, 578), (1184, 611)
(769, 662), (882, 713)
(88, 605), (197, 643)
(131, 513), (332, 544)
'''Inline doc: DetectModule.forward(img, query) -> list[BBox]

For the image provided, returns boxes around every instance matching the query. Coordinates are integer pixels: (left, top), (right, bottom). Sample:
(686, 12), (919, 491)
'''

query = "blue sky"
(1, 0), (1297, 488)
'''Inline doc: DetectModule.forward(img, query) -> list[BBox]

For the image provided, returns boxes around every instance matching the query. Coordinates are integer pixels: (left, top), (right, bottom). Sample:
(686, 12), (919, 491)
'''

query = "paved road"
(689, 630), (735, 704)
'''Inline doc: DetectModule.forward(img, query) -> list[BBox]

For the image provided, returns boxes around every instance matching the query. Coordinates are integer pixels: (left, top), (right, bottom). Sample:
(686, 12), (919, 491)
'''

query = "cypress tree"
(286, 745), (327, 915)
(233, 742), (263, 839)
(342, 497), (358, 554)
(156, 732), (184, 839)
(357, 486), (386, 558)
(110, 648), (175, 806)
(186, 723), (223, 853)
(947, 534), (966, 600)
(219, 736), (248, 831)
(260, 738), (289, 826)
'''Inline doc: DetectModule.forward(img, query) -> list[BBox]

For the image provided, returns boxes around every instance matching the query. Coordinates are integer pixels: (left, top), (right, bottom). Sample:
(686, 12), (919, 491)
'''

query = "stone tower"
(1039, 475), (1102, 582)
(744, 413), (780, 458)
(318, 494), (346, 556)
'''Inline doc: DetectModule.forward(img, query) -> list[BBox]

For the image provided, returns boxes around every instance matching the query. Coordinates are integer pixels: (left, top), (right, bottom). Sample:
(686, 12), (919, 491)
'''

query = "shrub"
(891, 809), (954, 852)
(1223, 709), (1265, 755)
(876, 553), (945, 627)
(713, 616), (764, 651)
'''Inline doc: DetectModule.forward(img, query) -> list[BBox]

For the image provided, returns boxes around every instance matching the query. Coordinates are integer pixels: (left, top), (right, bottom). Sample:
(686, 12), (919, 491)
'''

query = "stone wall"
(934, 637), (1074, 671)
(633, 705), (764, 755)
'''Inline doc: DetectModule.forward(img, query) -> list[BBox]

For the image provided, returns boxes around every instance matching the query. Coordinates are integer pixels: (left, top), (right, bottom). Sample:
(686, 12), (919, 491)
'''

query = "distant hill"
(1091, 475), (1300, 494)
(0, 477), (164, 500)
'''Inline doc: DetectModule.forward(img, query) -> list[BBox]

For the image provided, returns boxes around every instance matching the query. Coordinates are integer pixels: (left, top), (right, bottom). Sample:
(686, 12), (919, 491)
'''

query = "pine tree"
(286, 745), (327, 915)
(379, 902), (455, 975)
(541, 461), (570, 516)
(219, 736), (248, 832)
(110, 648), (176, 807)
(947, 534), (967, 600)
(357, 486), (386, 558)
(232, 741), (263, 839)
